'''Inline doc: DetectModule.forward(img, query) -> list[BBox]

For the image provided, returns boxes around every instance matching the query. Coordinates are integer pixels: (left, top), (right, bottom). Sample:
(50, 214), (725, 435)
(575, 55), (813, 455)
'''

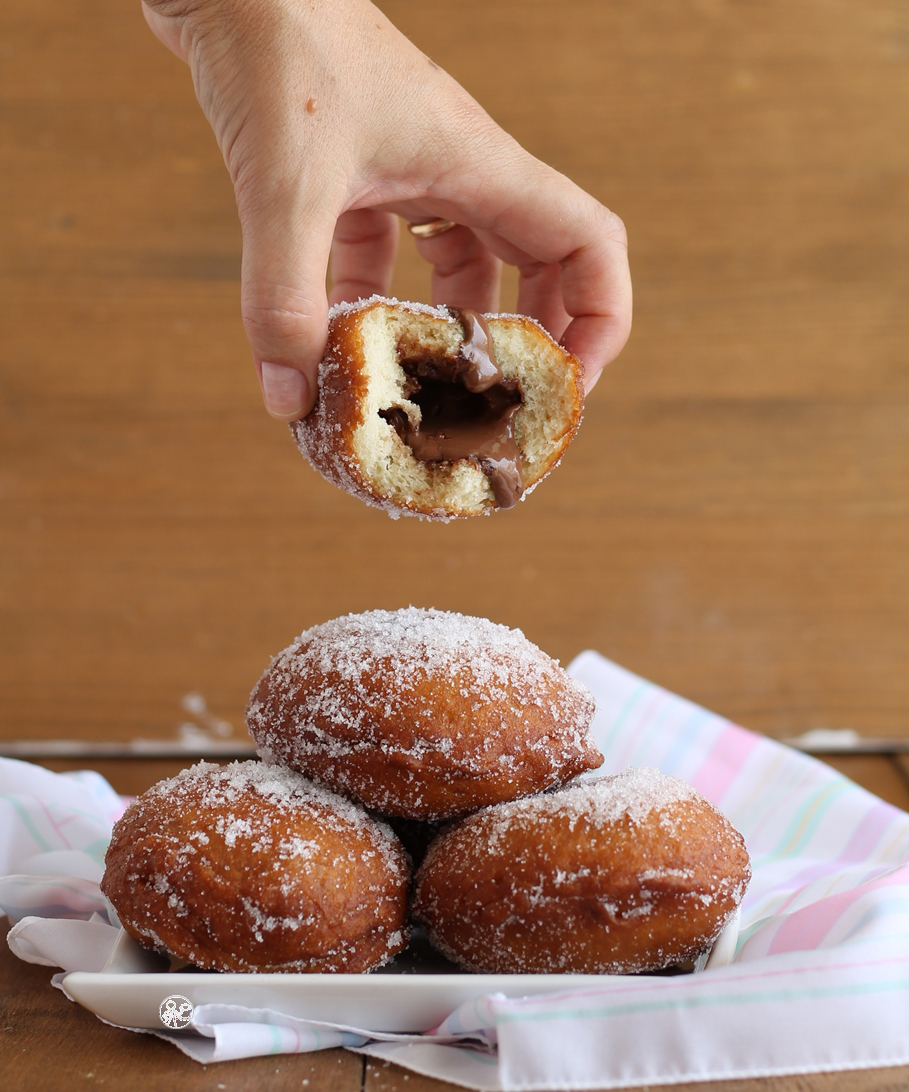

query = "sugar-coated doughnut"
(412, 767), (751, 974)
(101, 761), (411, 973)
(246, 607), (602, 821)
(291, 297), (585, 520)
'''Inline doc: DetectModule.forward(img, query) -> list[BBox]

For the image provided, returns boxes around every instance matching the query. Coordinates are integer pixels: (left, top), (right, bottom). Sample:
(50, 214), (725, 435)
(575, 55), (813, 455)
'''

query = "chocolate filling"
(380, 309), (525, 508)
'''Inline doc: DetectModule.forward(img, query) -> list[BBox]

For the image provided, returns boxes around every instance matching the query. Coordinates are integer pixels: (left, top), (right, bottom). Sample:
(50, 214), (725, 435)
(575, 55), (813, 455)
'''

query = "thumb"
(141, 0), (347, 421)
(141, 2), (189, 62)
(239, 188), (339, 421)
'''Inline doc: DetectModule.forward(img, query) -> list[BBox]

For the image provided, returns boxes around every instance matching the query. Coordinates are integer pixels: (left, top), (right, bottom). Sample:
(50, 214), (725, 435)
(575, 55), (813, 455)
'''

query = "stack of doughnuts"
(102, 606), (750, 976)
(102, 606), (602, 973)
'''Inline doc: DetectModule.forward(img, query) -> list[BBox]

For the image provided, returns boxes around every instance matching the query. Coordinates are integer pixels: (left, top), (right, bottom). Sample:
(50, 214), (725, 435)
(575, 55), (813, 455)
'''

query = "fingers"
(418, 202), (630, 389)
(329, 209), (399, 306)
(239, 185), (341, 421)
(329, 212), (504, 316)
(475, 196), (630, 388)
(412, 147), (632, 386)
(390, 186), (630, 387)
(255, 360), (312, 421)
(410, 224), (503, 314)
(555, 208), (632, 391)
(501, 202), (631, 390)
(509, 260), (570, 344)
(141, 1), (190, 61)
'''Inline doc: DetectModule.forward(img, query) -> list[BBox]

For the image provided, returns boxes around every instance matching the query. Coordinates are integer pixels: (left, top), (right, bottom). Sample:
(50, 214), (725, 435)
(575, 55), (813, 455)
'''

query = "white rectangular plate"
(63, 914), (739, 1034)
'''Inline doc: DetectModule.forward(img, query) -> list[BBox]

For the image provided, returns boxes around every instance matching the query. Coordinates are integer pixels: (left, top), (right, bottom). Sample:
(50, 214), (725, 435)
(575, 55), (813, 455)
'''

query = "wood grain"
(0, 939), (364, 1092)
(364, 1059), (909, 1092)
(2, 0), (909, 1089)
(2, 0), (908, 746)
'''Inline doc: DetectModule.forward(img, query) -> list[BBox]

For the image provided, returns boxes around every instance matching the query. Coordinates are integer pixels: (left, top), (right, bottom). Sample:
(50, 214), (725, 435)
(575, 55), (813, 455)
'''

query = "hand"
(143, 0), (632, 420)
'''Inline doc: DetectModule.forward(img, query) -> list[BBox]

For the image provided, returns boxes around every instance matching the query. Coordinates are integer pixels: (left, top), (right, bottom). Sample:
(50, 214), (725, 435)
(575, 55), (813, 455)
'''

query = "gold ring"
(406, 218), (457, 239)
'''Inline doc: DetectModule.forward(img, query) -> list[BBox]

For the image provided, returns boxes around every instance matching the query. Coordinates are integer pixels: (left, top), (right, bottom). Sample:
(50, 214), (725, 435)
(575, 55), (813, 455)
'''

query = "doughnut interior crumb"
(291, 297), (584, 520)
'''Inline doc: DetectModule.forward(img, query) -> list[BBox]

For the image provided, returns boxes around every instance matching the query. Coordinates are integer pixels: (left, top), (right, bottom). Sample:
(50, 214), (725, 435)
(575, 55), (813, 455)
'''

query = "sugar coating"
(103, 761), (410, 973)
(245, 607), (600, 818)
(420, 769), (712, 876)
(413, 767), (751, 975)
(328, 295), (455, 323)
(477, 767), (700, 829)
(251, 606), (588, 710)
(327, 295), (550, 338)
(141, 760), (392, 836)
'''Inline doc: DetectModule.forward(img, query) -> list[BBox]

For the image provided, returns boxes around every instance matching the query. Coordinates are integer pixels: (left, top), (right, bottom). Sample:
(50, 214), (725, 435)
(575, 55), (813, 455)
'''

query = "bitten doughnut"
(246, 607), (602, 821)
(291, 297), (585, 520)
(101, 761), (410, 973)
(412, 767), (751, 974)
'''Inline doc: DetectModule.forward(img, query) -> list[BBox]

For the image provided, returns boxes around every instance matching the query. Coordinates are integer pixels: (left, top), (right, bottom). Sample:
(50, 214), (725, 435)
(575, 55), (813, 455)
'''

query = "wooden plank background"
(3, 0), (909, 751)
(2, 1), (908, 1089)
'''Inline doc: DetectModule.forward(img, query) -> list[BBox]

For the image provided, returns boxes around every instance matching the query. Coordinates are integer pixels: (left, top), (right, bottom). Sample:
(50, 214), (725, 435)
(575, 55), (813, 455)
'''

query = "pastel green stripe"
(497, 976), (909, 1025)
(2, 796), (53, 852)
(270, 1024), (286, 1054)
(768, 782), (851, 860)
(599, 683), (648, 753)
(879, 826), (909, 863)
(724, 750), (791, 831)
(734, 915), (770, 949)
(80, 837), (111, 865)
(624, 696), (676, 766)
(471, 996), (490, 1029)
(456, 1048), (499, 1069)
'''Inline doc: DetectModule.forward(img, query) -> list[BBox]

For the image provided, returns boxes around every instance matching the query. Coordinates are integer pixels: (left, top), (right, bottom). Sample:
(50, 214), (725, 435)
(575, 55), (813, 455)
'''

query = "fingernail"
(258, 362), (310, 420)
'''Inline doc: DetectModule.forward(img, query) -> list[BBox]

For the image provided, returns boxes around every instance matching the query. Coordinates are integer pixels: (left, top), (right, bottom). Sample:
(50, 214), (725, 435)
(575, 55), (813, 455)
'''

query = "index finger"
(478, 198), (630, 390)
(424, 155), (632, 388)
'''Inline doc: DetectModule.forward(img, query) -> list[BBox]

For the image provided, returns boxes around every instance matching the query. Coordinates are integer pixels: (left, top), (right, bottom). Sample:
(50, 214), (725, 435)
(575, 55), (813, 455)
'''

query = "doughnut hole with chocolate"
(412, 768), (751, 975)
(101, 761), (411, 973)
(291, 297), (585, 520)
(246, 607), (602, 821)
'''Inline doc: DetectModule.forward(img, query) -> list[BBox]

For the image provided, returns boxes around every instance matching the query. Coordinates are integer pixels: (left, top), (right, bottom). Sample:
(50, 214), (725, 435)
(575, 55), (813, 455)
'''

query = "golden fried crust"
(412, 769), (751, 974)
(246, 608), (602, 821)
(290, 298), (585, 520)
(101, 762), (411, 973)
(296, 306), (371, 489)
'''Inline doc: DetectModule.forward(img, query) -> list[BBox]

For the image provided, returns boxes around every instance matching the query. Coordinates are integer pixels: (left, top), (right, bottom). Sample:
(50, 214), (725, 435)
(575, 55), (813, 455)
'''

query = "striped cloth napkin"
(4, 650), (909, 1089)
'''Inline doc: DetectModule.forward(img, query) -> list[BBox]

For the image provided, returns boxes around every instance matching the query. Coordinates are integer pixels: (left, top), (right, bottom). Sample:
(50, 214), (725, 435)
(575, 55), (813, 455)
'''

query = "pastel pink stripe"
(762, 802), (905, 916)
(687, 722), (760, 804)
(766, 866), (909, 956)
(36, 799), (74, 850)
(838, 799), (903, 862)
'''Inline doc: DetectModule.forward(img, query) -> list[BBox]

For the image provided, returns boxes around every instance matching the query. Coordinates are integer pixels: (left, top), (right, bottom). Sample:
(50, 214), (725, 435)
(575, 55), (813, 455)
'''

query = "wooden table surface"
(2, 0), (909, 1089)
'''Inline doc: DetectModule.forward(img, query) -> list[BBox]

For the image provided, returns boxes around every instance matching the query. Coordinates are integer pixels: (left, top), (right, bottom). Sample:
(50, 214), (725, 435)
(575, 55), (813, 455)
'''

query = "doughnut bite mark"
(290, 297), (585, 520)
(412, 768), (751, 975)
(101, 761), (411, 973)
(246, 607), (602, 821)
